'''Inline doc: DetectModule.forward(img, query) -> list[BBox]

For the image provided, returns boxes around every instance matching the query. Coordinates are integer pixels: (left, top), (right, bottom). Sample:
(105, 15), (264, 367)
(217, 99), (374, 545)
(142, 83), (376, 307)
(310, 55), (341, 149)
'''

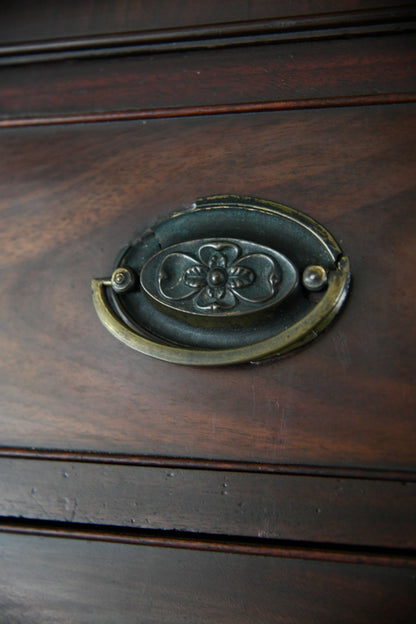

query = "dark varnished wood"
(1, 529), (415, 623)
(3, 446), (416, 480)
(2, 94), (416, 129)
(1, 0), (408, 46)
(1, 34), (415, 122)
(2, 522), (416, 567)
(2, 7), (414, 66)
(1, 458), (415, 548)
(1, 5), (416, 619)
(1, 105), (415, 470)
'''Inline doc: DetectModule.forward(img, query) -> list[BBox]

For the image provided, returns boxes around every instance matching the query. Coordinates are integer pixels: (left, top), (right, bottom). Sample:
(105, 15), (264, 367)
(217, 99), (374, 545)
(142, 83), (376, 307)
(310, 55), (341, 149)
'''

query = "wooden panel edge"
(1, 520), (415, 568)
(1, 93), (415, 128)
(1, 6), (414, 66)
(1, 447), (416, 480)
(1, 458), (415, 548)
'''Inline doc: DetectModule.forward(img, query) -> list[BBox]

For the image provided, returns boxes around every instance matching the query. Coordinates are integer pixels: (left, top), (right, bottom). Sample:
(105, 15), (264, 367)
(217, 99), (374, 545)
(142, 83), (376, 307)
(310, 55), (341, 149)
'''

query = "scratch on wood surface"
(211, 413), (217, 437)
(332, 329), (352, 370)
(251, 374), (257, 418)
(70, 498), (79, 522)
(29, 489), (49, 518)
(268, 398), (287, 451)
(279, 405), (287, 449)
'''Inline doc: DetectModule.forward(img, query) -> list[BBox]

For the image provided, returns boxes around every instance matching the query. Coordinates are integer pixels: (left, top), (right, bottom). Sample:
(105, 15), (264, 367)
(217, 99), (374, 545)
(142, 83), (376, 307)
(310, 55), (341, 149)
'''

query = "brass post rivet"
(111, 267), (136, 293)
(302, 265), (328, 291)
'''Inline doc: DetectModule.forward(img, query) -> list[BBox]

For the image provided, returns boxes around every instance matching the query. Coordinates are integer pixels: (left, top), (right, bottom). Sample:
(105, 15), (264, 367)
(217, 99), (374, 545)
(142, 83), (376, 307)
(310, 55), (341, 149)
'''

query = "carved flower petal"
(212, 285), (226, 300)
(184, 264), (208, 288)
(208, 252), (227, 269)
(216, 287), (236, 309)
(199, 242), (240, 268)
(158, 252), (201, 301)
(232, 254), (282, 303)
(227, 265), (255, 288)
(194, 285), (237, 312)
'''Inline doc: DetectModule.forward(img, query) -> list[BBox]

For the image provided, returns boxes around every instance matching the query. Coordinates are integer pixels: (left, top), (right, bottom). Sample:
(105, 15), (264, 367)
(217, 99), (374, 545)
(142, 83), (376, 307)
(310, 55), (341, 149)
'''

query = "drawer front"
(2, 34), (415, 122)
(1, 529), (415, 624)
(1, 458), (415, 548)
(1, 105), (415, 471)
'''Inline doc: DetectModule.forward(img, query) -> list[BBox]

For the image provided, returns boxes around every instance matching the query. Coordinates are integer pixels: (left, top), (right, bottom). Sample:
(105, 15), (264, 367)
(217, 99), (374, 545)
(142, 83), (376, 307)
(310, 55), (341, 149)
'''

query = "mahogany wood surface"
(1, 458), (415, 547)
(1, 105), (415, 471)
(1, 34), (415, 122)
(0, 0), (408, 45)
(1, 3), (416, 620)
(1, 529), (416, 624)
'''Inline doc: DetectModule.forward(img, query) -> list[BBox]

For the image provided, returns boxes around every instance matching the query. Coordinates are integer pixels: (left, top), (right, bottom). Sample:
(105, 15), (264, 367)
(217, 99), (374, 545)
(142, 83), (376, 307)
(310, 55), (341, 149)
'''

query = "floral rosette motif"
(158, 241), (281, 313)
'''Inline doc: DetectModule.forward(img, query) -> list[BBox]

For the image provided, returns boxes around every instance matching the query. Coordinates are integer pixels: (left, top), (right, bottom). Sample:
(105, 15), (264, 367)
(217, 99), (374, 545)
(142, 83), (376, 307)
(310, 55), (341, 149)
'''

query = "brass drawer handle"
(92, 195), (350, 365)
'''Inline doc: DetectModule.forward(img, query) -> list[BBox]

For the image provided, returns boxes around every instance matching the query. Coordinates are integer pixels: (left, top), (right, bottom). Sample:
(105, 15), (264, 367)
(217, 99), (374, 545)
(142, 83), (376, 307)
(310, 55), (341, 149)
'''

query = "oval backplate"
(140, 238), (298, 318)
(91, 195), (351, 365)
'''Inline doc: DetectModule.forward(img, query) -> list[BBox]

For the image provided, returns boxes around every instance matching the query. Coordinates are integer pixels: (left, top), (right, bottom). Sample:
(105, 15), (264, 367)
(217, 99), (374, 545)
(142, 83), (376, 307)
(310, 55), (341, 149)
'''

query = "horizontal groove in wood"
(2, 34), (414, 123)
(1, 93), (415, 129)
(1, 458), (415, 548)
(1, 24), (414, 67)
(1, 519), (415, 568)
(1, 447), (416, 481)
(3, 7), (415, 52)
(2, 526), (415, 623)
(0, 2), (411, 44)
(1, 6), (414, 65)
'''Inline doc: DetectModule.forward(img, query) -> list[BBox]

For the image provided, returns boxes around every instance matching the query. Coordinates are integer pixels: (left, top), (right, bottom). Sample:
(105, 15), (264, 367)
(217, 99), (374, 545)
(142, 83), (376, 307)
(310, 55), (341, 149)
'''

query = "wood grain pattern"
(1, 105), (415, 471)
(1, 34), (415, 122)
(3, 446), (416, 480)
(0, 0), (407, 45)
(1, 529), (415, 624)
(3, 522), (416, 567)
(1, 5), (415, 620)
(3, 94), (416, 130)
(1, 458), (415, 547)
(2, 8), (414, 66)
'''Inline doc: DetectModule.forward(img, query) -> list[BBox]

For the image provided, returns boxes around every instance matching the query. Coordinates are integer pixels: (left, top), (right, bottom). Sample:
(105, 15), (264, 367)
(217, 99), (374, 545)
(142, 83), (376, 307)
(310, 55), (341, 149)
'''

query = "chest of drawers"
(1, 2), (415, 622)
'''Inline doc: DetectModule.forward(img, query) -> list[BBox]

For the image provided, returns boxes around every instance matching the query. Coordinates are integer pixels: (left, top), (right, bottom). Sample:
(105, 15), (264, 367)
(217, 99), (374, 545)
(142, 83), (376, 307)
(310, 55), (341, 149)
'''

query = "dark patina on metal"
(92, 195), (350, 365)
(141, 238), (298, 317)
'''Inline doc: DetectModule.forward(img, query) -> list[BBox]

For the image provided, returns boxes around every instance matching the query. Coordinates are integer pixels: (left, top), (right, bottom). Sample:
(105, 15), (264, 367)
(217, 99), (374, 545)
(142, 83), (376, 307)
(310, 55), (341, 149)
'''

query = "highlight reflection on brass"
(92, 256), (349, 366)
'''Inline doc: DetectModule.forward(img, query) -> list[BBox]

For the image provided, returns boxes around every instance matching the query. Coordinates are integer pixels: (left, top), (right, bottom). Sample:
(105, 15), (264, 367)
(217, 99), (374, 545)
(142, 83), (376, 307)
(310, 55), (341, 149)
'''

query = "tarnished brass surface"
(91, 195), (351, 365)
(141, 238), (298, 317)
